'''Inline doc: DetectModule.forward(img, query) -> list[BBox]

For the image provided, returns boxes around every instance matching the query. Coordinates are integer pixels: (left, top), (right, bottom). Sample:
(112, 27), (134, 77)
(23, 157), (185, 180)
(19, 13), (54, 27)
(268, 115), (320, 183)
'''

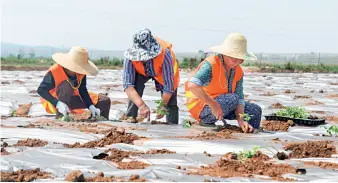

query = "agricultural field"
(1, 69), (338, 182)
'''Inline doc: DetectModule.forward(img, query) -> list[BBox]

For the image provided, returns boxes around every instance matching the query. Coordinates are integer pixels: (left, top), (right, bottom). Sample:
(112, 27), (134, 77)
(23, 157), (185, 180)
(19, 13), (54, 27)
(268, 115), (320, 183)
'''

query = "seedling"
(237, 146), (261, 161)
(183, 119), (193, 128)
(61, 115), (72, 122)
(10, 110), (16, 117)
(276, 106), (309, 119)
(155, 100), (168, 116)
(239, 113), (252, 122)
(323, 125), (338, 137)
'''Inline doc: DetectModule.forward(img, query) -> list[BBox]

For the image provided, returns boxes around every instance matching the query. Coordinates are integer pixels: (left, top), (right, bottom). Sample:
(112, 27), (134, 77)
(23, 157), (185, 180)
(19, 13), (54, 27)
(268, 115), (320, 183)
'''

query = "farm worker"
(123, 28), (180, 124)
(37, 46), (111, 119)
(185, 33), (262, 133)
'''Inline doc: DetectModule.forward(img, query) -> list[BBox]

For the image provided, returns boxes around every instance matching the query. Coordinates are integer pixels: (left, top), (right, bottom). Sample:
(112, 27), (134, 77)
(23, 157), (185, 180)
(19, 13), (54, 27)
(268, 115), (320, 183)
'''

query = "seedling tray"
(264, 114), (325, 126)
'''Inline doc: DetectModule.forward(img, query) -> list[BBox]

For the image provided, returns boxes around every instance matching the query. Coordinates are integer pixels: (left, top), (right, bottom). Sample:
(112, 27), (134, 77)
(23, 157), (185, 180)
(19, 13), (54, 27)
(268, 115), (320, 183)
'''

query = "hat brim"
(211, 45), (257, 61)
(124, 47), (162, 61)
(52, 53), (99, 76)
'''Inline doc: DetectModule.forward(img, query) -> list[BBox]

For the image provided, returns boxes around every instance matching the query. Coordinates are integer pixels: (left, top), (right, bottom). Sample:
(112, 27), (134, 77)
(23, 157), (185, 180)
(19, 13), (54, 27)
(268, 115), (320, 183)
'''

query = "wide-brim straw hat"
(52, 46), (99, 76)
(210, 32), (257, 61)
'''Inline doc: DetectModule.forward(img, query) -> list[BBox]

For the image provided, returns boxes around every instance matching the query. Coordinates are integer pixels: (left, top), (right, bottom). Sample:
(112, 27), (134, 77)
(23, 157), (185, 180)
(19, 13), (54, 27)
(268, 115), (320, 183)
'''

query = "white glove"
(56, 101), (70, 116)
(89, 105), (100, 118)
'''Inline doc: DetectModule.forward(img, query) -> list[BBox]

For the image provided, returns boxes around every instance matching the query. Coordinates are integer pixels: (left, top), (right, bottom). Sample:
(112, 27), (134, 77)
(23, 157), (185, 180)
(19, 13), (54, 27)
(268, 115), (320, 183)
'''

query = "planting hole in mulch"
(1, 147), (11, 156)
(12, 138), (48, 147)
(189, 151), (297, 181)
(284, 89), (296, 94)
(262, 120), (293, 132)
(117, 161), (150, 169)
(0, 168), (52, 182)
(294, 95), (312, 99)
(64, 127), (141, 148)
(284, 140), (336, 158)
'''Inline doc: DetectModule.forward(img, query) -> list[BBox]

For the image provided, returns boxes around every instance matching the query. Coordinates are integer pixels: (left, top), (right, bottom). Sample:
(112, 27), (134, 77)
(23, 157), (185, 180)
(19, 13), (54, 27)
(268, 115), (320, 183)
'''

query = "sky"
(1, 0), (338, 53)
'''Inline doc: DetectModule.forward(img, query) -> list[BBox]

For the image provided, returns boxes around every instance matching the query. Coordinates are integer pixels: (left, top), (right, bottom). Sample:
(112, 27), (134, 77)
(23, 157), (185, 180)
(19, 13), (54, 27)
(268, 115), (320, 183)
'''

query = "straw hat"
(124, 29), (162, 61)
(211, 32), (257, 61)
(52, 46), (99, 76)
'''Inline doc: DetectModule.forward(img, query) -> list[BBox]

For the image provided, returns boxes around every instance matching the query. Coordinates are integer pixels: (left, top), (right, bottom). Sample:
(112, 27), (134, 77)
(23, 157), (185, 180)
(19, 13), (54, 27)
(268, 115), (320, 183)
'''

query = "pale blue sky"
(1, 0), (338, 52)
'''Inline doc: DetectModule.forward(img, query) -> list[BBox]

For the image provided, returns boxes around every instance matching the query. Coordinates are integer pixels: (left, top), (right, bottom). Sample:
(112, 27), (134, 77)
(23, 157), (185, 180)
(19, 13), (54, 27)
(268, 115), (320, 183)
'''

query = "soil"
(0, 168), (52, 182)
(284, 140), (336, 158)
(284, 89), (296, 94)
(119, 114), (145, 123)
(13, 80), (25, 84)
(272, 138), (282, 143)
(102, 148), (144, 162)
(269, 103), (285, 109)
(329, 82), (338, 85)
(326, 94), (338, 98)
(190, 151), (296, 181)
(65, 171), (147, 182)
(117, 161), (150, 169)
(305, 100), (324, 105)
(151, 120), (169, 125)
(294, 95), (312, 99)
(146, 149), (176, 154)
(64, 127), (141, 148)
(276, 152), (288, 160)
(260, 92), (277, 96)
(29, 90), (37, 94)
(325, 116), (338, 123)
(69, 110), (92, 121)
(12, 138), (48, 147)
(262, 120), (292, 131)
(15, 103), (33, 116)
(1, 147), (11, 156)
(172, 125), (241, 140)
(303, 161), (338, 170)
(1, 81), (10, 84)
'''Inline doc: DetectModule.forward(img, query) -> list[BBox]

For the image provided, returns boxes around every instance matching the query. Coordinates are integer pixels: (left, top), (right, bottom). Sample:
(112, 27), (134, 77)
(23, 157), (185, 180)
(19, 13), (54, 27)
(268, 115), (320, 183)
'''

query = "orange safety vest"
(40, 64), (99, 114)
(131, 37), (180, 91)
(185, 55), (243, 121)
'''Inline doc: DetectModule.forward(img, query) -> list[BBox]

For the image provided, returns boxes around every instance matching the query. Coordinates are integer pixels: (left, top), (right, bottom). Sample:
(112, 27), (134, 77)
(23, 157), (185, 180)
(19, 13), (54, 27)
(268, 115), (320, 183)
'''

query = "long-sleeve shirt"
(123, 49), (174, 94)
(37, 70), (93, 108)
(189, 56), (245, 106)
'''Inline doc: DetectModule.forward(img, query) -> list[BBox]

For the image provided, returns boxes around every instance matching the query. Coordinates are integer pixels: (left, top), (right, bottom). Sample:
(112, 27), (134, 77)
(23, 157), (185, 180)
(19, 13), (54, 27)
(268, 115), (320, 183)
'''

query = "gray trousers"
(126, 73), (179, 124)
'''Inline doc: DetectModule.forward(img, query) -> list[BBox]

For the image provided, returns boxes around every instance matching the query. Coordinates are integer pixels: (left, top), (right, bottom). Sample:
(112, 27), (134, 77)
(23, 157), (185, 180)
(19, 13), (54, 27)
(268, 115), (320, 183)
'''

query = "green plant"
(10, 110), (16, 117)
(276, 106), (309, 119)
(239, 113), (252, 122)
(94, 115), (107, 121)
(155, 100), (168, 115)
(237, 146), (261, 161)
(324, 125), (338, 136)
(61, 115), (72, 122)
(183, 119), (192, 128)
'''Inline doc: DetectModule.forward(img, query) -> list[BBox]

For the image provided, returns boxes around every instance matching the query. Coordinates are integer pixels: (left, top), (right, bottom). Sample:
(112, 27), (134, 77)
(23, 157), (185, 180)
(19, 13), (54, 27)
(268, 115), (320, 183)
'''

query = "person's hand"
(139, 104), (151, 121)
(89, 105), (100, 118)
(209, 101), (223, 120)
(238, 120), (254, 133)
(56, 101), (70, 116)
(156, 105), (168, 119)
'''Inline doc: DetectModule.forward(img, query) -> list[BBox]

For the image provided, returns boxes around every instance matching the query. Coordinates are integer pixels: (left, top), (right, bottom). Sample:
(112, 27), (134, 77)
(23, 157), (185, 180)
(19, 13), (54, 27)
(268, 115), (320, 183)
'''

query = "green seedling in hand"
(239, 113), (252, 122)
(155, 100), (169, 116)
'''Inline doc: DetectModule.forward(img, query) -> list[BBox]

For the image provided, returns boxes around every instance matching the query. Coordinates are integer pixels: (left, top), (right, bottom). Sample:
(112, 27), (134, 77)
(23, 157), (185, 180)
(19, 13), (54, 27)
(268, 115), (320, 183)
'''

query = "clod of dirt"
(284, 89), (296, 94)
(12, 138), (48, 147)
(128, 174), (147, 182)
(224, 152), (238, 160)
(64, 127), (141, 148)
(284, 140), (336, 158)
(29, 90), (37, 94)
(1, 141), (8, 147)
(269, 103), (285, 109)
(294, 95), (312, 99)
(203, 151), (212, 157)
(325, 116), (338, 123)
(326, 94), (338, 98)
(117, 161), (150, 169)
(64, 170), (85, 182)
(260, 92), (277, 96)
(329, 82), (338, 85)
(170, 125), (241, 140)
(190, 151), (296, 181)
(1, 81), (10, 85)
(103, 148), (144, 162)
(262, 120), (291, 131)
(276, 152), (288, 160)
(176, 165), (181, 169)
(272, 138), (281, 142)
(1, 147), (11, 156)
(151, 120), (169, 125)
(69, 110), (92, 121)
(0, 168), (52, 182)
(305, 100), (324, 105)
(319, 89), (324, 93)
(303, 161), (338, 169)
(146, 149), (176, 154)
(15, 103), (33, 116)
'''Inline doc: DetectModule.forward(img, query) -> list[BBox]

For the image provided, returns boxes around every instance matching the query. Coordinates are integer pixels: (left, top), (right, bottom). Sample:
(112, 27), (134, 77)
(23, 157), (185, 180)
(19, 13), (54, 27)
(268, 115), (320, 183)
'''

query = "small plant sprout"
(155, 100), (168, 116)
(183, 119), (193, 128)
(237, 146), (261, 162)
(239, 113), (252, 122)
(324, 125), (338, 137)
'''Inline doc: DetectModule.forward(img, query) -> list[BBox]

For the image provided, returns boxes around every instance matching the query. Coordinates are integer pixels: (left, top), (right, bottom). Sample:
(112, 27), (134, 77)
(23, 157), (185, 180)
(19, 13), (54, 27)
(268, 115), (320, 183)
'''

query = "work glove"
(89, 105), (100, 118)
(56, 101), (70, 116)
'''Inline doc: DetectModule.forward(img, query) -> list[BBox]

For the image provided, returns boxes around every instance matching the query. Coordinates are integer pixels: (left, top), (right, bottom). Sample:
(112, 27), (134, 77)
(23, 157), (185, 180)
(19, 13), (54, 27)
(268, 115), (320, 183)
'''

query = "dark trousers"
(56, 81), (111, 119)
(126, 73), (179, 124)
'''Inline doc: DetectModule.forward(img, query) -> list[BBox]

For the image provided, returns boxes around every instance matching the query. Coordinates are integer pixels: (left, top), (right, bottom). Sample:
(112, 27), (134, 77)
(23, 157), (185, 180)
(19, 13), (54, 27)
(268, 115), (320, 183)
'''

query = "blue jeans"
(199, 94), (262, 129)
